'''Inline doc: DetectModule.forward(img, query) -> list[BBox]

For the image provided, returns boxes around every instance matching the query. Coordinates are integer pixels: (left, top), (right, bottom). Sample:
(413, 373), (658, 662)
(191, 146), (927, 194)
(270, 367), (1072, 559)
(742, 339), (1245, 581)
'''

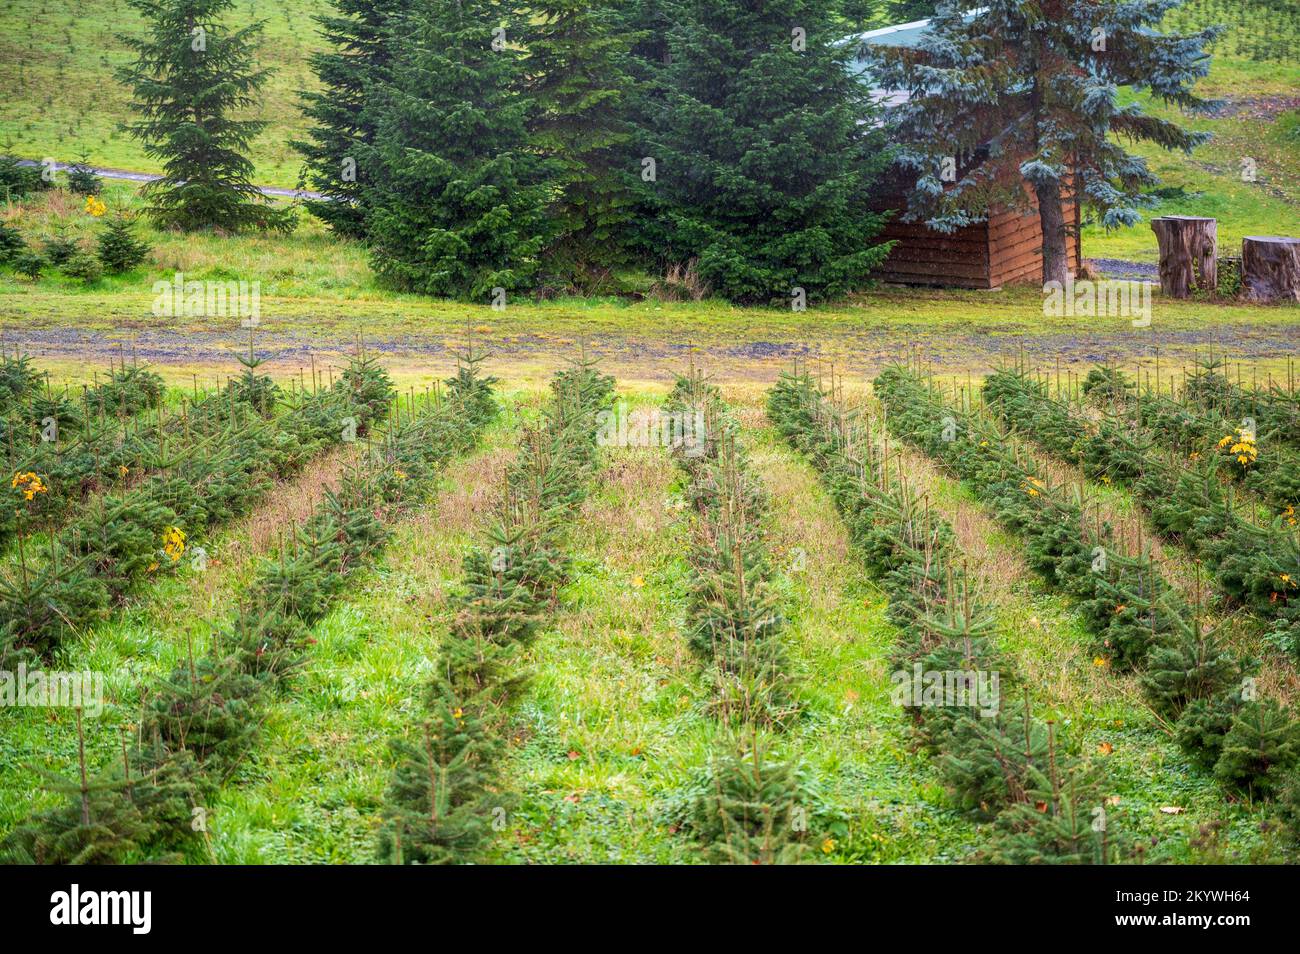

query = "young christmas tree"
(363, 0), (553, 299)
(643, 0), (892, 303)
(376, 675), (505, 865)
(522, 0), (638, 280)
(1213, 700), (1300, 798)
(862, 0), (1217, 284)
(66, 155), (103, 197)
(118, 0), (294, 232)
(294, 0), (413, 237)
(0, 710), (157, 864)
(97, 215), (154, 273)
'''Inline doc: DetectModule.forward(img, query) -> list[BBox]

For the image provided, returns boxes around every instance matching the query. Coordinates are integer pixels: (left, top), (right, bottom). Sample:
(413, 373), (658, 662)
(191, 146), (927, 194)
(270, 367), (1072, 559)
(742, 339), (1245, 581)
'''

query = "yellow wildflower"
(11, 471), (47, 501)
(162, 526), (186, 562)
(84, 195), (106, 217)
(821, 837), (836, 854)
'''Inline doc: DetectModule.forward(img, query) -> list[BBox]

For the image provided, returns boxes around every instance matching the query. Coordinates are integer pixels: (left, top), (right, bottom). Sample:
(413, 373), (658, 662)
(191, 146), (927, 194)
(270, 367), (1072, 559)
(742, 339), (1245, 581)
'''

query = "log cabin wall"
(871, 176), (1082, 289)
(872, 216), (992, 287)
(987, 182), (1082, 287)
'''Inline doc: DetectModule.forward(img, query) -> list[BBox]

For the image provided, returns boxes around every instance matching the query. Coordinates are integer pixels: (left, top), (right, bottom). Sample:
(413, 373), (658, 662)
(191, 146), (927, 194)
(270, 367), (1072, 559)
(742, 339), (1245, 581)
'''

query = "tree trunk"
(1151, 216), (1217, 298)
(1241, 236), (1300, 303)
(1035, 179), (1069, 286)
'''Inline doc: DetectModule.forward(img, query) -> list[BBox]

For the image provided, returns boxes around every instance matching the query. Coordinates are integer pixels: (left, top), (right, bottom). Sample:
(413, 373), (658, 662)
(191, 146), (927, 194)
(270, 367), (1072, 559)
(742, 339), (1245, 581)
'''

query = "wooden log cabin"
(855, 18), (1083, 289)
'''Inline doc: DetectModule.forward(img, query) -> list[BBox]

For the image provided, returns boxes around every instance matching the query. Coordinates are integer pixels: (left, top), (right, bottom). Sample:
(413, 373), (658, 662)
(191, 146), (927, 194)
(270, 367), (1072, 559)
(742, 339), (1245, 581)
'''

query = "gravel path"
(14, 159), (322, 201)
(6, 320), (1297, 383)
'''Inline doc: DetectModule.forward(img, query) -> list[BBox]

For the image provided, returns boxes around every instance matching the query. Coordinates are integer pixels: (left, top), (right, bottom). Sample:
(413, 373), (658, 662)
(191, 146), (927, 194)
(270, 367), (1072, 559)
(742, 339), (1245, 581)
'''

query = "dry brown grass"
(172, 444), (360, 616)
(887, 442), (1030, 596)
(393, 444), (517, 617)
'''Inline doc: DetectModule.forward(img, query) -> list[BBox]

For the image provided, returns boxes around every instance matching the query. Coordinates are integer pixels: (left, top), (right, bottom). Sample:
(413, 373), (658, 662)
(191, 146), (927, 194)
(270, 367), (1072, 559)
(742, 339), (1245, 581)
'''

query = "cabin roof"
(852, 17), (936, 50)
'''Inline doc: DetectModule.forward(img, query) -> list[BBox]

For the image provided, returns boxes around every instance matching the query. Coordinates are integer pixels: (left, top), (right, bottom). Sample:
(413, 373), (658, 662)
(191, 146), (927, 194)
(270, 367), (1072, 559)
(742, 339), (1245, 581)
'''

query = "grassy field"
(3, 374), (1293, 864)
(1, 0), (1298, 867)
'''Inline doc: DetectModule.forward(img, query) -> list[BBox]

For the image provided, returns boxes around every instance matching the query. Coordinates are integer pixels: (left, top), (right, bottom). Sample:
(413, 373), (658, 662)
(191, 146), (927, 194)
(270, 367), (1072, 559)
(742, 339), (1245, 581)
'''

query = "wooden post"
(1241, 236), (1300, 303)
(1151, 216), (1217, 298)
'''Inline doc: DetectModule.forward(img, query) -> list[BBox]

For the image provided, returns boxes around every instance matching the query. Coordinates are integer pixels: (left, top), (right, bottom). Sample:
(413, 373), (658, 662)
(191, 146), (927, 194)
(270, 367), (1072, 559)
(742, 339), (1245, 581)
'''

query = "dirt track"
(8, 319), (1298, 386)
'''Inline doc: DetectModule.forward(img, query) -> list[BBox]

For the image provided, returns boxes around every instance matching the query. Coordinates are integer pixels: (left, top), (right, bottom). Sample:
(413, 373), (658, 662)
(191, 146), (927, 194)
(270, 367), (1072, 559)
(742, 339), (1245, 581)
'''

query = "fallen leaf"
(1159, 806), (1185, 815)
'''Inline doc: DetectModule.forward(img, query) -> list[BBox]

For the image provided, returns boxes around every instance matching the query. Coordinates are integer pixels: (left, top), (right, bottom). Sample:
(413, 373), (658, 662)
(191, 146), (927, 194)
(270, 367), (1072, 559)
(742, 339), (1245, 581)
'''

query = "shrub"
(42, 232), (80, 267)
(0, 155), (46, 200)
(65, 156), (102, 196)
(0, 221), (24, 263)
(97, 215), (152, 273)
(63, 251), (104, 285)
(12, 250), (44, 280)
(1216, 256), (1242, 298)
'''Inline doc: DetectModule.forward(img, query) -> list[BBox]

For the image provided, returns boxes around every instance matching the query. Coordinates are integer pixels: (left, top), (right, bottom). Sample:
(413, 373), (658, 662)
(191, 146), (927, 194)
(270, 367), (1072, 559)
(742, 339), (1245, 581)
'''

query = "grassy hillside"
(0, 0), (323, 186)
(2, 0), (1297, 267)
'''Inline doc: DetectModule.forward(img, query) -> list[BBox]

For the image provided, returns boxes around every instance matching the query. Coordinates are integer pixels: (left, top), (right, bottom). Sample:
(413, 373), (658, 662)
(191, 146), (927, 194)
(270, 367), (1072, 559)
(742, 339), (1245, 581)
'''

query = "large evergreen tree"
(862, 0), (1216, 284)
(363, 0), (552, 299)
(615, 0), (676, 257)
(523, 0), (638, 281)
(644, 0), (892, 304)
(118, 0), (292, 232)
(295, 0), (412, 238)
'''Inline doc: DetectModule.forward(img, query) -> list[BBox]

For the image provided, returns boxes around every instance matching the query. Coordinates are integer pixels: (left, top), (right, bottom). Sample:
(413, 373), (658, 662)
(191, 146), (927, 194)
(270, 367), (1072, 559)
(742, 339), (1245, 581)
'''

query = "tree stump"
(1242, 236), (1300, 303)
(1151, 216), (1217, 298)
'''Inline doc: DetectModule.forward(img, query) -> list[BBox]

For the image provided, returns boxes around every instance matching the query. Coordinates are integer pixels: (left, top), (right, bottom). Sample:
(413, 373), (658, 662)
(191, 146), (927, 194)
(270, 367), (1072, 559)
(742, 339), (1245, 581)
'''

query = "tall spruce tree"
(645, 0), (892, 304)
(615, 0), (676, 257)
(862, 0), (1217, 284)
(363, 0), (552, 299)
(118, 0), (293, 232)
(523, 0), (638, 281)
(295, 0), (412, 238)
